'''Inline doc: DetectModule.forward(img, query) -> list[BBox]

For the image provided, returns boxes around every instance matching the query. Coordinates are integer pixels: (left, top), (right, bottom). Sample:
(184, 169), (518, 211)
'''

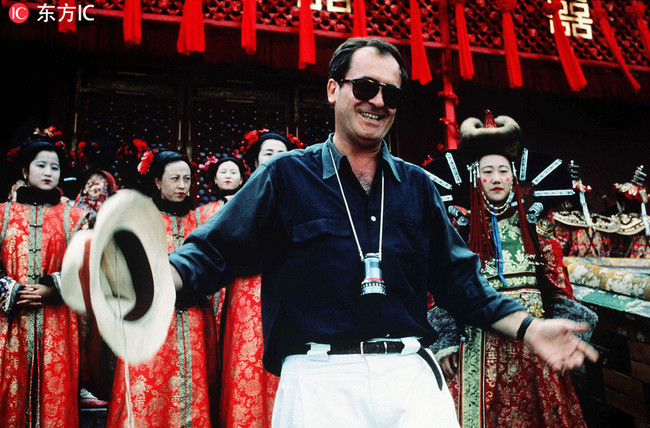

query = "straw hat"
(61, 190), (175, 363)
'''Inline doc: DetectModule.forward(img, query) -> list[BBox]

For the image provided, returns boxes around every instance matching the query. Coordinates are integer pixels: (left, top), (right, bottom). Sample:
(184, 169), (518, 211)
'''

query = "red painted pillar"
(438, 0), (458, 150)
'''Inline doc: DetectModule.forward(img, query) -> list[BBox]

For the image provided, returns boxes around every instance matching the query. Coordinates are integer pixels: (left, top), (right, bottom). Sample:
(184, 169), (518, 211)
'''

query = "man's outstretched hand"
(524, 318), (599, 372)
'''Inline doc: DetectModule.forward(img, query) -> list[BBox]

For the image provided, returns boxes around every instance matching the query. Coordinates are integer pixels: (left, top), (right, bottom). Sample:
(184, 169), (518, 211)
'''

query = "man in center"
(169, 38), (597, 427)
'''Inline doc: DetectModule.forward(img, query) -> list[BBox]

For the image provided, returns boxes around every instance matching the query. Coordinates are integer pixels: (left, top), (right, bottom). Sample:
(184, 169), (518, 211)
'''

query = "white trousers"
(272, 340), (460, 428)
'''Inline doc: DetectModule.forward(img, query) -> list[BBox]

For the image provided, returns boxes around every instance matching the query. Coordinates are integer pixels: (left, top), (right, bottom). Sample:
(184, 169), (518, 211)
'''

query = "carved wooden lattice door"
(74, 66), (334, 205)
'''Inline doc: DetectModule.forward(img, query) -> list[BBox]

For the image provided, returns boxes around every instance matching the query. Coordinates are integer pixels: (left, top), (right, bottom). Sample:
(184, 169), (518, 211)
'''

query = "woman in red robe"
(106, 149), (218, 427)
(0, 135), (89, 427)
(218, 130), (302, 428)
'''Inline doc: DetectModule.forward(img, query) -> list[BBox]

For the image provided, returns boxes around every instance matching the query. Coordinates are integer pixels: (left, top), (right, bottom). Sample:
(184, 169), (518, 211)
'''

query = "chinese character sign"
(548, 0), (593, 40)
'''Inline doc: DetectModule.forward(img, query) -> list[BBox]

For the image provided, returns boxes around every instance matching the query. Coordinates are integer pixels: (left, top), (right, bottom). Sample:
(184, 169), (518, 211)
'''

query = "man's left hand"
(525, 318), (599, 372)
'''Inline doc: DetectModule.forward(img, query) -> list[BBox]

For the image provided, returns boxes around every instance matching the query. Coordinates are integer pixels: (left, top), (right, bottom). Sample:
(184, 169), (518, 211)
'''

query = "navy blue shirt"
(169, 136), (525, 375)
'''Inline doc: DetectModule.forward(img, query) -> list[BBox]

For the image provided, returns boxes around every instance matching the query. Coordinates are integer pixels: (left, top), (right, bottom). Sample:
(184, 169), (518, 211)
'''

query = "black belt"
(290, 340), (405, 356)
(288, 340), (443, 390)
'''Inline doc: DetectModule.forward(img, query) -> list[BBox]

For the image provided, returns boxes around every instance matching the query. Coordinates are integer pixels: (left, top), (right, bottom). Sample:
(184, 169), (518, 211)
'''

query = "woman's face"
(155, 160), (191, 202)
(479, 154), (513, 205)
(214, 160), (243, 191)
(24, 150), (60, 191)
(256, 139), (288, 168)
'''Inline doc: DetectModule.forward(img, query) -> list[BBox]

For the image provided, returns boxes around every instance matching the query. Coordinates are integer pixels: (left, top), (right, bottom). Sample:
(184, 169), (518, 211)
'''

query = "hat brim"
(61, 190), (175, 363)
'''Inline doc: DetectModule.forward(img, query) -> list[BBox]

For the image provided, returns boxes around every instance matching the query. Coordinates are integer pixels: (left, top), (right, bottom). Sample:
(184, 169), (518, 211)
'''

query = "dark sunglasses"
(338, 78), (405, 109)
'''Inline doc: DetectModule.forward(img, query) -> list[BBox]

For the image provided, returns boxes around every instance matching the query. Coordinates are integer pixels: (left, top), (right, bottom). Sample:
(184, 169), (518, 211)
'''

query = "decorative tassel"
(352, 0), (368, 38)
(543, 0), (587, 91)
(592, 1), (641, 91)
(123, 0), (142, 45)
(454, 0), (474, 80)
(490, 215), (509, 286)
(626, 1), (650, 62)
(58, 0), (76, 34)
(468, 164), (494, 267)
(637, 19), (650, 62)
(408, 0), (432, 84)
(299, 0), (315, 69)
(177, 0), (205, 55)
(241, 0), (257, 54)
(495, 0), (522, 88)
(513, 174), (540, 264)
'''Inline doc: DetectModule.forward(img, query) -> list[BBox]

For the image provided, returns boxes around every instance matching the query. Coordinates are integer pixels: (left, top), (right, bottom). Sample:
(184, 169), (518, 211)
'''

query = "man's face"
(327, 47), (402, 149)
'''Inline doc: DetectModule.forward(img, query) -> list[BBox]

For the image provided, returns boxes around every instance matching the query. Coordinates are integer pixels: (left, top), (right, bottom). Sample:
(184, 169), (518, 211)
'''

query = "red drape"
(241, 0), (257, 54)
(299, 0), (315, 69)
(454, 0), (474, 80)
(543, 0), (586, 91)
(592, 1), (641, 91)
(352, 0), (368, 38)
(408, 0), (432, 84)
(626, 1), (650, 62)
(177, 0), (205, 55)
(58, 0), (76, 34)
(123, 0), (142, 45)
(495, 0), (522, 88)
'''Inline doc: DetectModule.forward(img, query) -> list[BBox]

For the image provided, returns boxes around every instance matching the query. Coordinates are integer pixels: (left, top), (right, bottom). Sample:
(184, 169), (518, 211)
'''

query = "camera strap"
(328, 147), (384, 262)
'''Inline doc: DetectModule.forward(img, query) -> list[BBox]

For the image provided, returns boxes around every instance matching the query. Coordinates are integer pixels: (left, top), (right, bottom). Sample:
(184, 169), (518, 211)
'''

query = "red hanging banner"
(123, 0), (142, 45)
(299, 0), (315, 69)
(177, 0), (205, 54)
(495, 0), (522, 88)
(408, 0), (432, 84)
(241, 0), (257, 54)
(352, 0), (368, 38)
(58, 0), (76, 34)
(626, 1), (650, 62)
(592, 1), (641, 91)
(453, 0), (474, 80)
(542, 0), (586, 91)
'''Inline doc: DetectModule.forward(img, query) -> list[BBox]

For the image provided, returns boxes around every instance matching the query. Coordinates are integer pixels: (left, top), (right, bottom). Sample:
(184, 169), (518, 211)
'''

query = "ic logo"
(9, 3), (29, 23)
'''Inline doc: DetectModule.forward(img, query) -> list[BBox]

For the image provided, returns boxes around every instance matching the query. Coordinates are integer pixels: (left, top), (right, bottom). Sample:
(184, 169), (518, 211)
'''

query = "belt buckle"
(360, 341), (388, 355)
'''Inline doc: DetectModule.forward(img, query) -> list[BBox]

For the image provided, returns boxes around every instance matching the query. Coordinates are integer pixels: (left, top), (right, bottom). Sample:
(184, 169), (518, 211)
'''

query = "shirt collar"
(321, 134), (401, 183)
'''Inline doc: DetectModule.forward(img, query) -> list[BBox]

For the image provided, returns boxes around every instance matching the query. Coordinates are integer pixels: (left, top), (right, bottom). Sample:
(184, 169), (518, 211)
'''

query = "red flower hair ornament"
(137, 150), (156, 175)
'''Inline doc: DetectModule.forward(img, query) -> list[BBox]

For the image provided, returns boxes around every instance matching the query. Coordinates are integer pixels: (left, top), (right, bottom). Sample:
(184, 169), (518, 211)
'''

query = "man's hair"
(328, 38), (409, 87)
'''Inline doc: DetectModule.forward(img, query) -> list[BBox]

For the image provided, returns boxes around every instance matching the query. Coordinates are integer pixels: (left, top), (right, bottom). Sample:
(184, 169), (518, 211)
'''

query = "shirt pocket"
(291, 218), (351, 243)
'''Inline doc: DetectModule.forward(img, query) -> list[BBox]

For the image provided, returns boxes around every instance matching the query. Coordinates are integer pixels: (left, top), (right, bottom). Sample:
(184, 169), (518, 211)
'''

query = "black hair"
(242, 132), (291, 171)
(149, 150), (191, 180)
(18, 135), (65, 170)
(209, 156), (247, 184)
(328, 38), (409, 87)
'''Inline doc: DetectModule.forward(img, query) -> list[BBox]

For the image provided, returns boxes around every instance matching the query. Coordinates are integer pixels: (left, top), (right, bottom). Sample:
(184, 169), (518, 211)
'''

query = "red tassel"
(409, 0), (432, 84)
(177, 0), (205, 55)
(123, 0), (142, 45)
(593, 1), (641, 91)
(627, 1), (650, 61)
(501, 12), (522, 88)
(241, 0), (257, 54)
(454, 1), (474, 80)
(468, 170), (494, 267)
(513, 176), (539, 263)
(546, 4), (587, 91)
(58, 0), (76, 34)
(352, 0), (367, 38)
(638, 18), (650, 61)
(299, 0), (315, 69)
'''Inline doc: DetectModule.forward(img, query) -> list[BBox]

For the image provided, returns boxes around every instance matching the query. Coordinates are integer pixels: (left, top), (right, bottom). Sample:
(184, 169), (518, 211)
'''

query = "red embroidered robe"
(450, 214), (586, 427)
(0, 200), (88, 427)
